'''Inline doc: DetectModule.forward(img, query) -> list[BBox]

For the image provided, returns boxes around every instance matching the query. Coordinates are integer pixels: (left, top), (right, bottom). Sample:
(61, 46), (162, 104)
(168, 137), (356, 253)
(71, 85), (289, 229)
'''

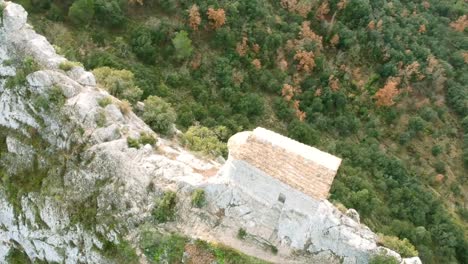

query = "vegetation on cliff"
(10, 0), (468, 263)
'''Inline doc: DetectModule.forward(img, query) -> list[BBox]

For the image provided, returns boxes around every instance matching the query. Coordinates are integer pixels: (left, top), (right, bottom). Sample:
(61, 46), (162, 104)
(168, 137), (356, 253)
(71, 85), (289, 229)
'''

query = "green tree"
(142, 96), (177, 135)
(182, 126), (228, 157)
(172, 30), (193, 60)
(68, 0), (94, 26)
(93, 67), (143, 103)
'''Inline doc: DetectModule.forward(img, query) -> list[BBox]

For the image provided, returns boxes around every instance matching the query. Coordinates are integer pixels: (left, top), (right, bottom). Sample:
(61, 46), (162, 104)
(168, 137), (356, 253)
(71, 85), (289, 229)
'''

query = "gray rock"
(3, 2), (27, 31)
(346, 208), (360, 224)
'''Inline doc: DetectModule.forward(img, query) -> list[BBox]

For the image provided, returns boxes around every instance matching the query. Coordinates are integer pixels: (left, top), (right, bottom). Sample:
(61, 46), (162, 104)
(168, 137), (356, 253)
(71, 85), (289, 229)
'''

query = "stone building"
(227, 127), (342, 202)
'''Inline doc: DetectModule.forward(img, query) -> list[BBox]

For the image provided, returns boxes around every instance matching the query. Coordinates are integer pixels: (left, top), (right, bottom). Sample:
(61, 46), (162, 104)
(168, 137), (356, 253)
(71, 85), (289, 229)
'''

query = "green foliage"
(142, 96), (177, 135)
(33, 85), (65, 111)
(59, 60), (83, 71)
(5, 56), (39, 89)
(378, 234), (419, 258)
(5, 248), (32, 264)
(98, 97), (113, 108)
(93, 67), (143, 104)
(434, 160), (446, 174)
(68, 0), (94, 26)
(127, 136), (141, 149)
(431, 145), (442, 157)
(288, 120), (318, 146)
(94, 0), (125, 27)
(237, 228), (247, 240)
(191, 188), (206, 208)
(95, 110), (107, 127)
(127, 133), (157, 149)
(101, 239), (139, 264)
(20, 0), (468, 263)
(182, 126), (228, 158)
(139, 132), (157, 146)
(152, 191), (177, 223)
(369, 253), (399, 264)
(172, 30), (193, 60)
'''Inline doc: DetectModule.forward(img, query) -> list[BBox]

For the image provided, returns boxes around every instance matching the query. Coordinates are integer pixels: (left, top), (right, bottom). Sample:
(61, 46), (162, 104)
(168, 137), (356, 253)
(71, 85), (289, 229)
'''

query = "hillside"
(3, 0), (468, 263)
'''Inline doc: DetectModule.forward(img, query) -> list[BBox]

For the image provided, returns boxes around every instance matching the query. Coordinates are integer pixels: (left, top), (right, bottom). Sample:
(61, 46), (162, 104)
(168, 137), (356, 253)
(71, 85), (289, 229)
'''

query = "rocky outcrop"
(0, 2), (421, 264)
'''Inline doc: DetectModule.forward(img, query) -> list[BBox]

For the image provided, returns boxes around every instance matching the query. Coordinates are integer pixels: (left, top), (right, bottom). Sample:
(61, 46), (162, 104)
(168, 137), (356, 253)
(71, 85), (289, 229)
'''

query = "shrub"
(5, 56), (39, 89)
(191, 189), (205, 208)
(142, 96), (177, 135)
(237, 228), (247, 240)
(93, 67), (143, 104)
(139, 132), (157, 146)
(127, 137), (140, 149)
(95, 110), (107, 127)
(59, 60), (83, 71)
(434, 160), (446, 174)
(48, 85), (66, 107)
(432, 145), (443, 156)
(127, 133), (157, 149)
(172, 30), (193, 60)
(118, 100), (132, 115)
(288, 120), (319, 146)
(68, 0), (94, 26)
(182, 126), (228, 158)
(94, 0), (125, 27)
(152, 191), (177, 223)
(369, 253), (399, 264)
(378, 234), (418, 258)
(98, 97), (113, 108)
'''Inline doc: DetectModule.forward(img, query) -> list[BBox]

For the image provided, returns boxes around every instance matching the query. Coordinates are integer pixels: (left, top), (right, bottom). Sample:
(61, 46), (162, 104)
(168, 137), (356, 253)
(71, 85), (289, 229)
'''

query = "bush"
(182, 126), (228, 158)
(117, 100), (132, 115)
(126, 133), (157, 149)
(191, 189), (206, 208)
(98, 97), (113, 108)
(139, 132), (157, 146)
(237, 228), (247, 240)
(142, 96), (177, 135)
(68, 0), (94, 26)
(94, 0), (125, 27)
(152, 191), (177, 223)
(288, 120), (319, 146)
(434, 160), (446, 174)
(5, 56), (39, 89)
(378, 234), (418, 258)
(95, 110), (107, 127)
(369, 253), (399, 264)
(172, 30), (193, 60)
(432, 145), (443, 156)
(127, 137), (140, 149)
(93, 67), (143, 103)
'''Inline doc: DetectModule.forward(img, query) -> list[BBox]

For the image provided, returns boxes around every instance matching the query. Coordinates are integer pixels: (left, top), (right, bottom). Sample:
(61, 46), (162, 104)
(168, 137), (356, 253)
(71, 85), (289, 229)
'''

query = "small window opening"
(278, 193), (286, 203)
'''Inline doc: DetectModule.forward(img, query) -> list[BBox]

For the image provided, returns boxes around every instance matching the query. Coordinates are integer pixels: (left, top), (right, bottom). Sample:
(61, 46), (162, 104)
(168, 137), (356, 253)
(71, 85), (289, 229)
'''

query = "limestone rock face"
(0, 2), (421, 264)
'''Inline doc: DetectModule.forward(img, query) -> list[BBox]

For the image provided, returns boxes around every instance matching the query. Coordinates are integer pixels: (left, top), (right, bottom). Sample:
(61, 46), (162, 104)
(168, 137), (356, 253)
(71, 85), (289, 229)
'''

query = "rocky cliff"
(0, 1), (421, 263)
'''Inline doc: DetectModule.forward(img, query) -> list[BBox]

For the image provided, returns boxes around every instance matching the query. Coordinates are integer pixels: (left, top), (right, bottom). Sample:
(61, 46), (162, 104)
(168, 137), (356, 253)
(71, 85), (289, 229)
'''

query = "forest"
(11, 0), (468, 263)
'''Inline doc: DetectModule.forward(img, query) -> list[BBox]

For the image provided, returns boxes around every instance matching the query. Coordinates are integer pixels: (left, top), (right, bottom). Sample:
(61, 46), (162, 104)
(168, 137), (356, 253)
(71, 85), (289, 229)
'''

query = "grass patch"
(152, 191), (177, 223)
(98, 97), (113, 108)
(140, 231), (271, 264)
(191, 188), (206, 208)
(127, 132), (157, 149)
(33, 85), (66, 111)
(127, 136), (140, 149)
(95, 110), (107, 127)
(58, 60), (83, 71)
(5, 247), (32, 264)
(5, 56), (39, 89)
(369, 253), (399, 264)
